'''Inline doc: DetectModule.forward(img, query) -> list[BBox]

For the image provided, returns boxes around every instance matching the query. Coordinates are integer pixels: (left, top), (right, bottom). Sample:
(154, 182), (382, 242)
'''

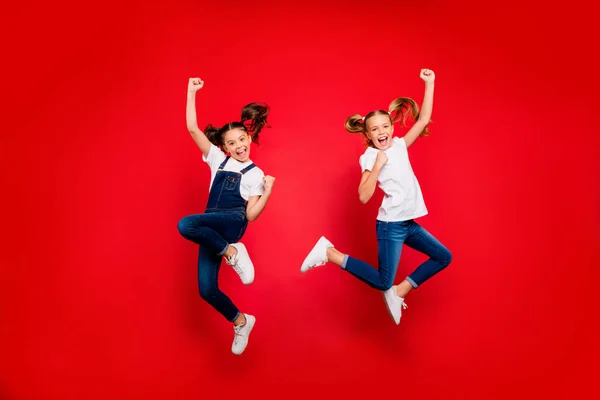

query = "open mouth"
(236, 148), (247, 158)
(377, 136), (389, 147)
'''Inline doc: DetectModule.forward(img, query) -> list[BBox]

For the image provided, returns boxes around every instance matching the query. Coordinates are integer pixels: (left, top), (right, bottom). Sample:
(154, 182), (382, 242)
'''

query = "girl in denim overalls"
(300, 69), (451, 326)
(178, 77), (275, 355)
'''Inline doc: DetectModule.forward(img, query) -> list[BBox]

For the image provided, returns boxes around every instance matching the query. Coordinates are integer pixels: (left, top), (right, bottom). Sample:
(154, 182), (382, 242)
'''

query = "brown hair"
(204, 102), (270, 147)
(344, 97), (430, 146)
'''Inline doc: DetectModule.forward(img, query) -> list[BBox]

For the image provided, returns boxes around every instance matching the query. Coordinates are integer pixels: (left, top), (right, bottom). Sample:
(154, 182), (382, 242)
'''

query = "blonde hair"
(345, 97), (430, 146)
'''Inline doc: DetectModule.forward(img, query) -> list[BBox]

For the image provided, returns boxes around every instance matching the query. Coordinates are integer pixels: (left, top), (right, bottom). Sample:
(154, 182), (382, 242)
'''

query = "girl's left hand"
(263, 175), (275, 193)
(420, 69), (435, 83)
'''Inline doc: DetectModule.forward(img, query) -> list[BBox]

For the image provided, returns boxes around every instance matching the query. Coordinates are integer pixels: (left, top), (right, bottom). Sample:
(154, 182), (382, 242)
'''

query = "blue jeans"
(342, 220), (452, 290)
(178, 210), (247, 322)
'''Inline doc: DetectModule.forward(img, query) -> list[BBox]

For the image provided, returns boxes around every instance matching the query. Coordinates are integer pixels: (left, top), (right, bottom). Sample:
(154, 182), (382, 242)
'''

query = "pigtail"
(389, 97), (431, 136)
(345, 114), (365, 134)
(241, 102), (270, 145)
(203, 124), (222, 146)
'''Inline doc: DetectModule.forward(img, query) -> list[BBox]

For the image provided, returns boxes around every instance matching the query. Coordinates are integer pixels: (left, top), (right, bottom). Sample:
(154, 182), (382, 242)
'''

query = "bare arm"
(358, 152), (387, 204)
(186, 77), (212, 158)
(246, 176), (275, 222)
(403, 69), (435, 149)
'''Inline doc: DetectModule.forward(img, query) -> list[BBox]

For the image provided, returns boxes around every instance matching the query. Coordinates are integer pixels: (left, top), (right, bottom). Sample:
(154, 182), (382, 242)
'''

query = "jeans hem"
(229, 310), (240, 323)
(406, 276), (419, 288)
(341, 254), (349, 269)
(217, 244), (229, 257)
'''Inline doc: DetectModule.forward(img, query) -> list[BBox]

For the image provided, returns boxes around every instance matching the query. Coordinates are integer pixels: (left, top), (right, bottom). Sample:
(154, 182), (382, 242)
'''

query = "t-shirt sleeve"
(359, 153), (376, 172)
(395, 136), (407, 148)
(202, 144), (227, 173)
(248, 169), (265, 197)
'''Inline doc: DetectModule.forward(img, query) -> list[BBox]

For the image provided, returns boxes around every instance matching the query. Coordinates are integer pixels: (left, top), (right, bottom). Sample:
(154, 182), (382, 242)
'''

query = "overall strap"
(240, 164), (256, 175)
(218, 156), (230, 170)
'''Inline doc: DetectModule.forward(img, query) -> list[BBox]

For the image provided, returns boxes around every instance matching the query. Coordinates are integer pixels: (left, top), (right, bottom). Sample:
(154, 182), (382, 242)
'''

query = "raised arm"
(403, 69), (435, 148)
(186, 77), (212, 158)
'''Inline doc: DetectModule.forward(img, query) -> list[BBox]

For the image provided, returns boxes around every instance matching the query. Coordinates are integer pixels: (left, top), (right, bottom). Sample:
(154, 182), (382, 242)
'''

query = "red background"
(1, 0), (599, 398)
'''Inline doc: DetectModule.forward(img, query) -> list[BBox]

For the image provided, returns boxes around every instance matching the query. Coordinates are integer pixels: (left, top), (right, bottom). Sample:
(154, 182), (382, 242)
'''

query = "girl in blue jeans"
(178, 77), (275, 354)
(301, 69), (451, 325)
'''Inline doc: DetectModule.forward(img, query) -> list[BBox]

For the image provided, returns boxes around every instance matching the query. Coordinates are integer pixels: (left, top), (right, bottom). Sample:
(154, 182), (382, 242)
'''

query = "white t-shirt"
(359, 137), (428, 222)
(203, 144), (265, 201)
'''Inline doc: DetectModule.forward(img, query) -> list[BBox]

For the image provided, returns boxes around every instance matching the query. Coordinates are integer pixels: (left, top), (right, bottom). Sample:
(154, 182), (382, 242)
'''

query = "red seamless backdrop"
(1, 0), (599, 399)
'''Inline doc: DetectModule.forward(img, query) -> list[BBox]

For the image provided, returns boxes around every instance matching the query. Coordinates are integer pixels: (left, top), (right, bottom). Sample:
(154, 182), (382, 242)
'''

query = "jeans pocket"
(225, 175), (240, 190)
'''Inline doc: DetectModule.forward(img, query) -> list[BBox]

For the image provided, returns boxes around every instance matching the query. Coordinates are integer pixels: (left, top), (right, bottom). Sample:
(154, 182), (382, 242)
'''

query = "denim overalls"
(178, 156), (257, 322)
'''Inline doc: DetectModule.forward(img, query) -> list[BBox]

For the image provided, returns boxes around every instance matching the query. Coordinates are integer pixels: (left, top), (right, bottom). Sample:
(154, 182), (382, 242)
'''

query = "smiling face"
(365, 112), (394, 150)
(222, 128), (252, 162)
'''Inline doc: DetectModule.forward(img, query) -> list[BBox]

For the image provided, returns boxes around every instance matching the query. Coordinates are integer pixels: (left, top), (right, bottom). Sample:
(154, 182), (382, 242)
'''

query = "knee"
(177, 217), (188, 235)
(438, 249), (452, 268)
(178, 217), (193, 237)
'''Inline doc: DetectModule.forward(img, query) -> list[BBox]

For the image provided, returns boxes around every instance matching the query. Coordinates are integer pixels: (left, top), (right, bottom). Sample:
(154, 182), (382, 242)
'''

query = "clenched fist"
(420, 69), (435, 83)
(263, 175), (275, 193)
(188, 77), (204, 92)
(375, 151), (388, 168)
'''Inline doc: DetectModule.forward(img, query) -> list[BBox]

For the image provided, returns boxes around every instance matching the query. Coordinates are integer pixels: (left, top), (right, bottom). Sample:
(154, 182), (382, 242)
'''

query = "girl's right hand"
(375, 151), (388, 168)
(188, 77), (204, 93)
(420, 69), (435, 83)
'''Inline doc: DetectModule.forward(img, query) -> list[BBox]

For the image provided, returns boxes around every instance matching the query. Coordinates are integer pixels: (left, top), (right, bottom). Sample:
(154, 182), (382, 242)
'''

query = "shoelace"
(227, 255), (244, 276)
(233, 324), (245, 344)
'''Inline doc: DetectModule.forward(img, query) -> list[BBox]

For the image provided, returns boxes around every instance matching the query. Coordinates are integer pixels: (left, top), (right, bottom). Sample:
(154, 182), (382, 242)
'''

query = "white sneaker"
(383, 286), (408, 325)
(226, 243), (255, 285)
(300, 236), (333, 272)
(231, 314), (256, 355)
